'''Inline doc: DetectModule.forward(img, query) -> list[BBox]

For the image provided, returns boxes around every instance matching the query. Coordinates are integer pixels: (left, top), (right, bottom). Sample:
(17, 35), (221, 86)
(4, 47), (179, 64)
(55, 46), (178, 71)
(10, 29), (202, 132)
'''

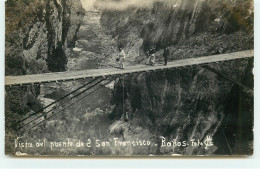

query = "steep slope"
(98, 0), (253, 63)
(98, 0), (254, 155)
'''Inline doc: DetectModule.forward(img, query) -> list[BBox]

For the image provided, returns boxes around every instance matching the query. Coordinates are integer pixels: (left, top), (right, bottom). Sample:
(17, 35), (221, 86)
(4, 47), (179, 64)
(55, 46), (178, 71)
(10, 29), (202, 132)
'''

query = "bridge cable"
(17, 77), (101, 125)
(24, 78), (116, 132)
(22, 78), (111, 132)
(19, 77), (107, 130)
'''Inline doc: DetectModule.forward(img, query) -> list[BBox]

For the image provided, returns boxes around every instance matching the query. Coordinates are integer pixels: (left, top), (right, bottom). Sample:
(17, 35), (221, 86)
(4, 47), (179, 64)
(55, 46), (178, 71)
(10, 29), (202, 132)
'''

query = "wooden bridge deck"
(5, 50), (254, 86)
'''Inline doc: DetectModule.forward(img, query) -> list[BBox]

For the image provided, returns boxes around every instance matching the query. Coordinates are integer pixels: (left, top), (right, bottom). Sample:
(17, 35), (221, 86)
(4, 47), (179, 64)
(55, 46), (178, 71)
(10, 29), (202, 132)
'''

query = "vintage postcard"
(5, 0), (254, 156)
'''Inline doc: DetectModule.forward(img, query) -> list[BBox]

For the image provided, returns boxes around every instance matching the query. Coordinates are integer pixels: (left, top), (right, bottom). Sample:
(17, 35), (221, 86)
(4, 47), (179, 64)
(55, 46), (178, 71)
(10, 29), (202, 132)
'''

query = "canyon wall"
(99, 0), (254, 155)
(5, 0), (84, 135)
(99, 0), (253, 63)
(5, 0), (84, 75)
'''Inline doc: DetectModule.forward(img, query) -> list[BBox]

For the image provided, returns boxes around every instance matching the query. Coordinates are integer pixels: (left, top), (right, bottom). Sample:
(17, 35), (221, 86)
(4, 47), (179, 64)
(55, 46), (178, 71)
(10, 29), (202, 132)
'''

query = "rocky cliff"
(98, 0), (254, 155)
(5, 0), (84, 135)
(5, 0), (84, 75)
(109, 59), (253, 155)
(98, 0), (253, 63)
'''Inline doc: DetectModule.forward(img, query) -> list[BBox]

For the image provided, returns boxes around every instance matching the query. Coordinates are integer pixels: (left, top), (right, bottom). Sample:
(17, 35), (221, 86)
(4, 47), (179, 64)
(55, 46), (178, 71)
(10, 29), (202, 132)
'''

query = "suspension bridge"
(6, 49), (253, 133)
(5, 50), (254, 86)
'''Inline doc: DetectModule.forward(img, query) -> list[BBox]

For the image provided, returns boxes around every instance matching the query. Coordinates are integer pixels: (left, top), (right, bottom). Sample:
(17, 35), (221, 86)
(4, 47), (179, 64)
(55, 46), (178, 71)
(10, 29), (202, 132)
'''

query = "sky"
(80, 0), (96, 10)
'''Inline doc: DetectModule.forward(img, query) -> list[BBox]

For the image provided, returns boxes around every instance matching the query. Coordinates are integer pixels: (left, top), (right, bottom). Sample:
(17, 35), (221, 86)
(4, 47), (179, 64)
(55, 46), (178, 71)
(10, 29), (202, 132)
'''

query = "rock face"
(99, 0), (254, 155)
(5, 0), (84, 75)
(99, 0), (253, 62)
(5, 0), (84, 137)
(110, 60), (253, 155)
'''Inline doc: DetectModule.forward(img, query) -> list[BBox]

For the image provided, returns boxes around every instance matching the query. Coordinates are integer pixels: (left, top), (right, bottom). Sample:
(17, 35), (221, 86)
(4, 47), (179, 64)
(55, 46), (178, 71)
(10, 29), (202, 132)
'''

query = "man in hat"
(163, 46), (169, 66)
(147, 47), (156, 66)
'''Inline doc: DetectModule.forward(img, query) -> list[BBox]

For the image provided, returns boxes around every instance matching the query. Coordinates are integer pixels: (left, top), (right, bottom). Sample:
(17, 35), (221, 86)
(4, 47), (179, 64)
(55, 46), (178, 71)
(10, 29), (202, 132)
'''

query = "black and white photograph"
(5, 0), (254, 156)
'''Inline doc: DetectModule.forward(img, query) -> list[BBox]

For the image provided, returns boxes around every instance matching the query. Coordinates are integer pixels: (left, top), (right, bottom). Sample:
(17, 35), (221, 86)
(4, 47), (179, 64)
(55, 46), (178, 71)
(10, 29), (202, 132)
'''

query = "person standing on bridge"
(147, 46), (156, 66)
(119, 47), (126, 69)
(163, 46), (169, 66)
